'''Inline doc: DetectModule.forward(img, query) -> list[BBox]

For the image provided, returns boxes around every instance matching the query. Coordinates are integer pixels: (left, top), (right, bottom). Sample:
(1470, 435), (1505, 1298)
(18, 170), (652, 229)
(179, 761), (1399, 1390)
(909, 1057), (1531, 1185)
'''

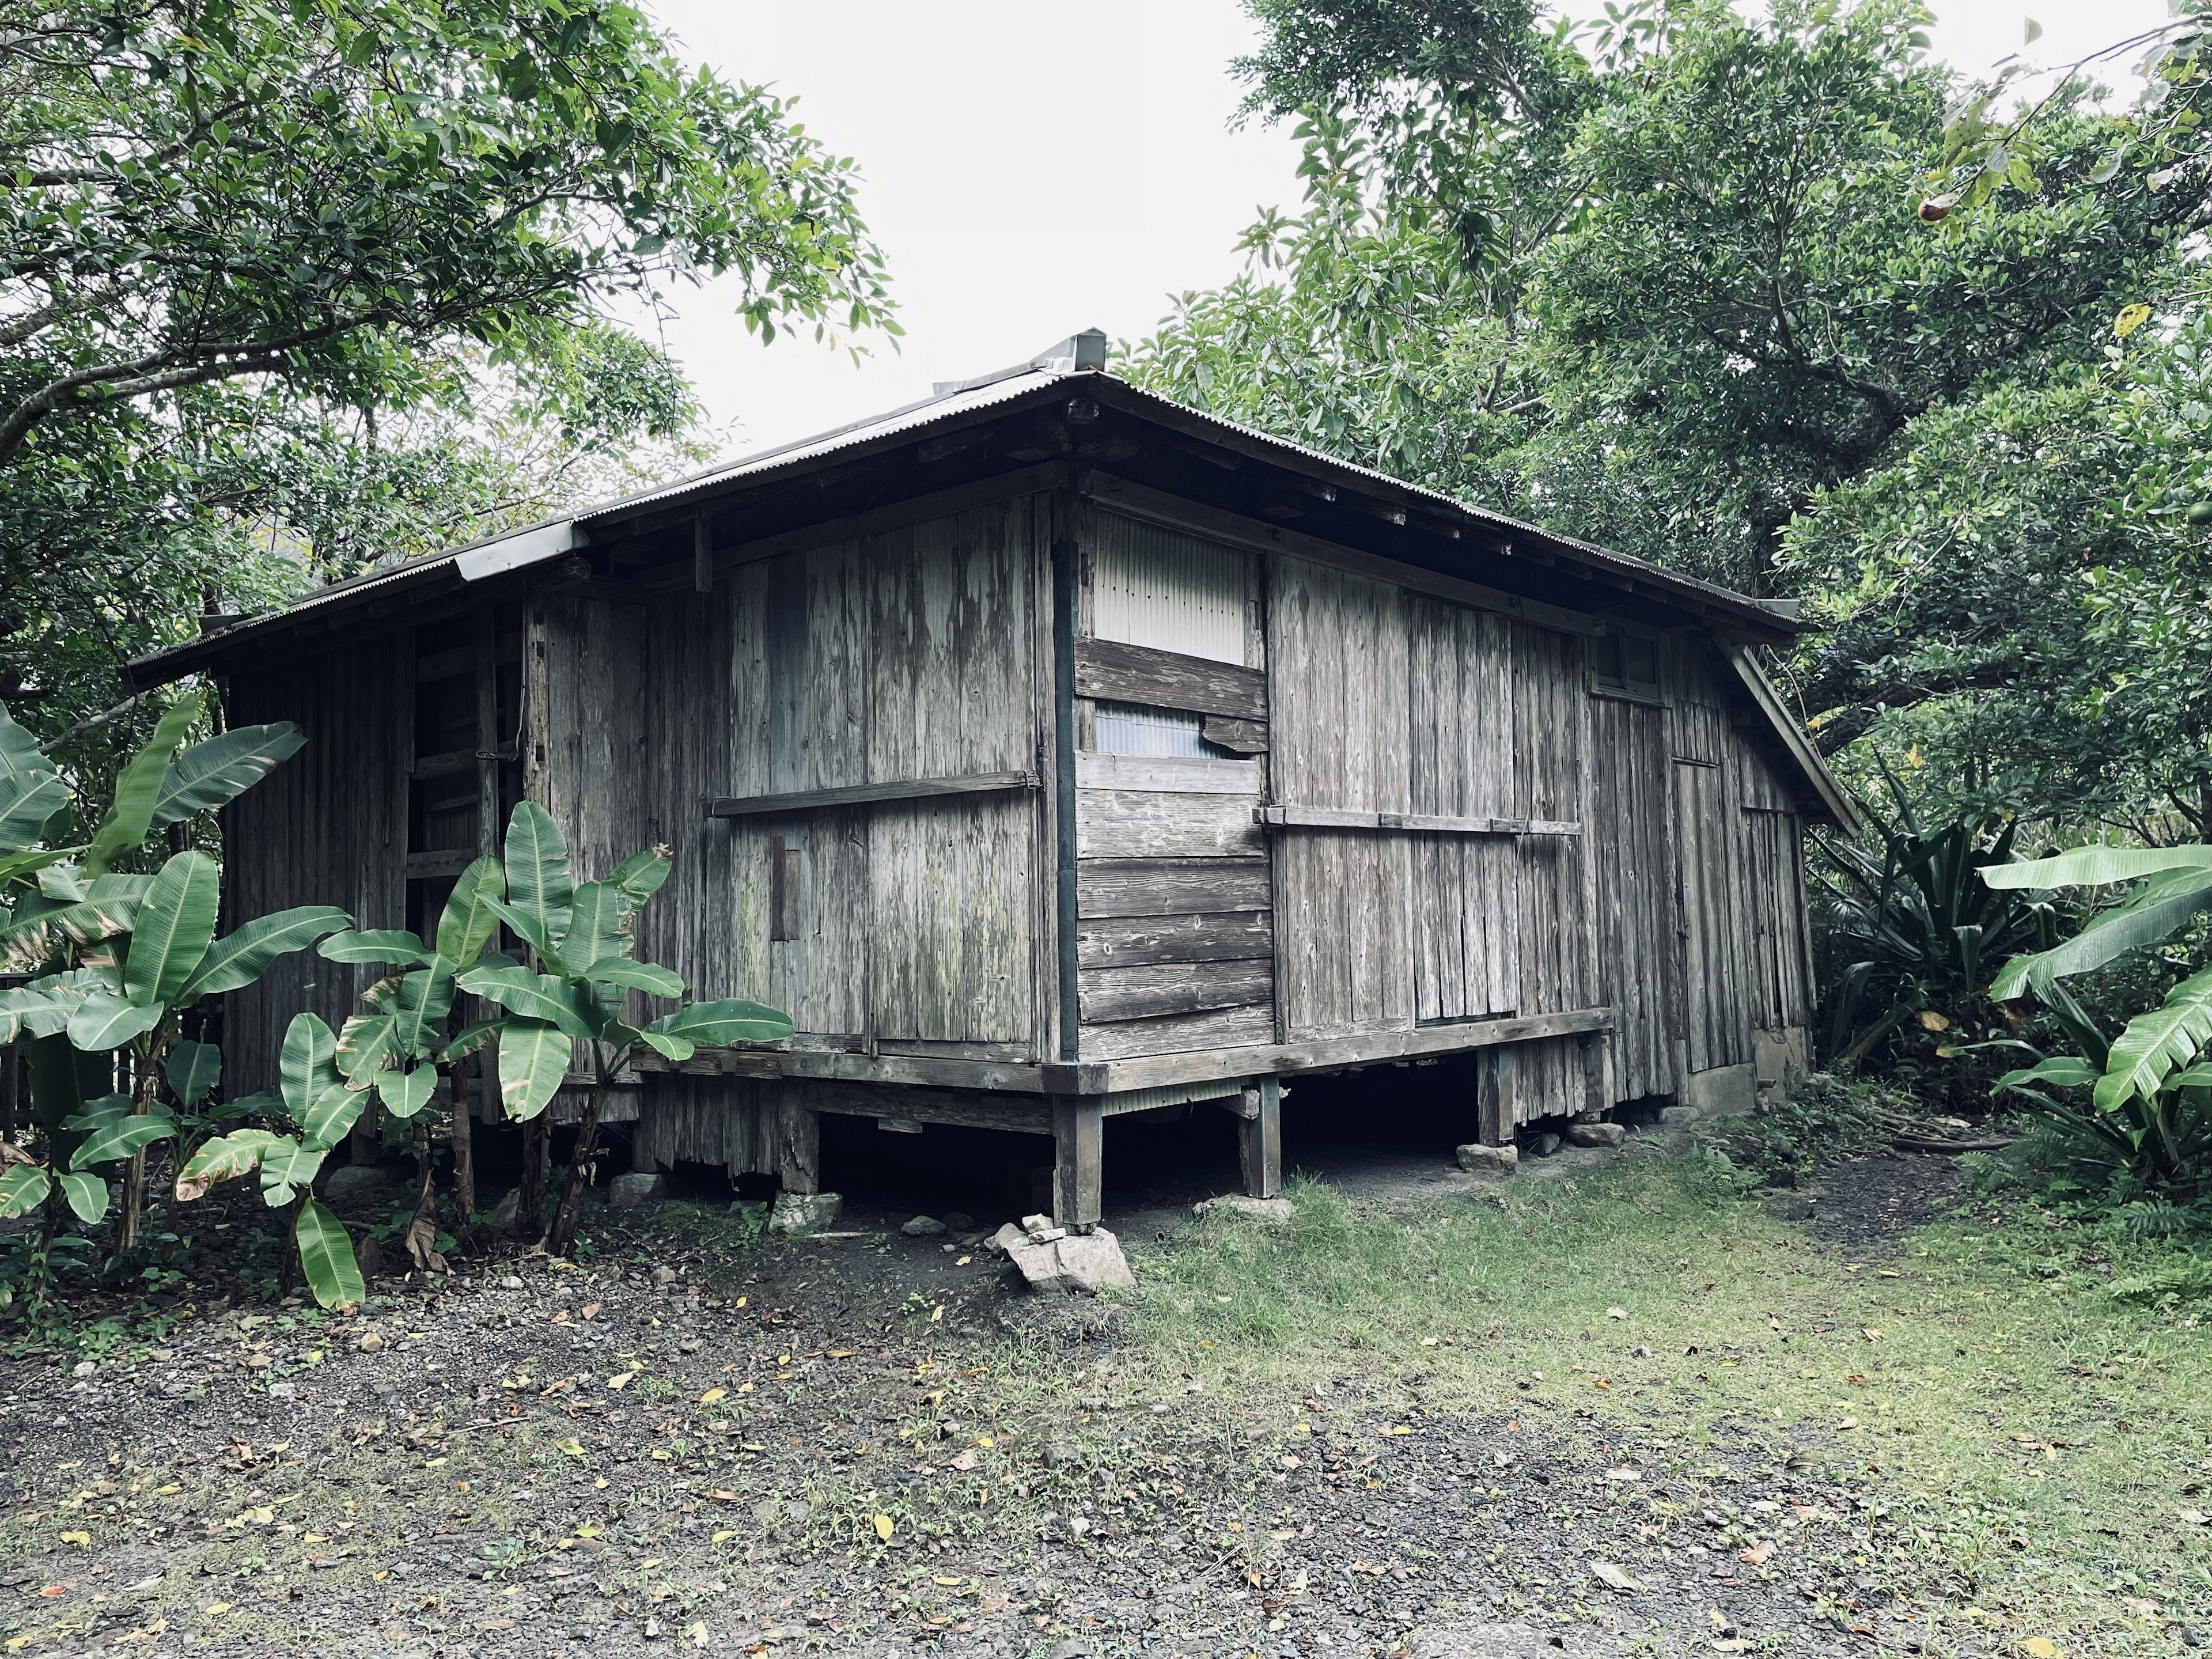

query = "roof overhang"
(1724, 645), (1863, 835)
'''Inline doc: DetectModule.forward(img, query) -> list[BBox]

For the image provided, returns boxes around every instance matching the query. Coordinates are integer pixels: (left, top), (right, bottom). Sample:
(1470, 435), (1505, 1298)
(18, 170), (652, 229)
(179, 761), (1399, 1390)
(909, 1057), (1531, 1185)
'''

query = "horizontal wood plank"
(1075, 752), (1264, 795)
(1073, 636), (1267, 721)
(1080, 999), (1277, 1061)
(1077, 857), (1272, 918)
(1076, 909), (1274, 969)
(707, 770), (1038, 818)
(1077, 789), (1266, 859)
(1096, 1005), (1617, 1092)
(1080, 960), (1275, 1024)
(1202, 713), (1269, 754)
(1259, 805), (1582, 837)
(404, 850), (476, 879)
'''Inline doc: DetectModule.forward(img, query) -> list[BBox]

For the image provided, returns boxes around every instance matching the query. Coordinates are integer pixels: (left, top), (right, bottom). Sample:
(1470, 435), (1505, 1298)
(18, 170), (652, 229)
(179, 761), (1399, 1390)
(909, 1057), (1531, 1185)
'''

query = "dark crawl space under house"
(132, 331), (1859, 1229)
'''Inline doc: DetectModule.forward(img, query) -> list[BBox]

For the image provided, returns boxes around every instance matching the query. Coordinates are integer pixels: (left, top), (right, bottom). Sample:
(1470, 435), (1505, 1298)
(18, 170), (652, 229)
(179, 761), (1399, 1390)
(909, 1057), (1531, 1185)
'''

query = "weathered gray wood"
(707, 770), (1039, 819)
(1478, 1045), (1517, 1146)
(1079, 999), (1275, 1060)
(702, 461), (1067, 582)
(775, 1097), (820, 1195)
(404, 849), (476, 880)
(1073, 635), (1268, 720)
(1074, 752), (1262, 796)
(1075, 789), (1265, 859)
(1076, 910), (1274, 969)
(1097, 1006), (1613, 1092)
(1076, 857), (1271, 919)
(1259, 805), (1582, 837)
(1079, 959), (1274, 1023)
(1240, 1076), (1282, 1198)
(798, 1081), (1054, 1136)
(1084, 471), (1602, 637)
(1202, 714), (1268, 754)
(1052, 1099), (1104, 1230)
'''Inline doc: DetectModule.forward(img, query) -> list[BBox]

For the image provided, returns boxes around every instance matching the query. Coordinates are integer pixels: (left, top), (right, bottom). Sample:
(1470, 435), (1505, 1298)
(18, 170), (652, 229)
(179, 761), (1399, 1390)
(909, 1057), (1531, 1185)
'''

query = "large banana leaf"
(0, 986), (72, 1043)
(494, 1018), (572, 1120)
(1990, 865), (2212, 998)
(123, 850), (219, 1006)
(293, 1198), (364, 1309)
(385, 965), (456, 1055)
(435, 856), (506, 967)
(259, 1137), (326, 1207)
(563, 880), (634, 972)
(279, 1013), (343, 1122)
(300, 1084), (365, 1151)
(164, 1040), (221, 1108)
(149, 723), (305, 831)
(376, 1065), (435, 1120)
(65, 990), (164, 1050)
(174, 1127), (282, 1202)
(82, 693), (201, 877)
(0, 705), (67, 855)
(335, 1013), (403, 1082)
(586, 959), (684, 998)
(646, 998), (795, 1046)
(1980, 843), (2212, 889)
(58, 1171), (108, 1225)
(456, 963), (599, 1041)
(0, 877), (149, 967)
(69, 1109), (175, 1169)
(480, 895), (563, 975)
(2096, 965), (2212, 1112)
(609, 846), (673, 904)
(318, 927), (434, 966)
(0, 1162), (50, 1220)
(502, 801), (574, 957)
(179, 905), (351, 999)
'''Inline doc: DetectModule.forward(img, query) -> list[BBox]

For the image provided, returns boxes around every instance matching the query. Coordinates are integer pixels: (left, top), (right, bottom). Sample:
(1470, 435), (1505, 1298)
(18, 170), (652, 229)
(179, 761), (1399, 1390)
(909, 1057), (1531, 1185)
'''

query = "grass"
(1111, 1150), (2212, 1653)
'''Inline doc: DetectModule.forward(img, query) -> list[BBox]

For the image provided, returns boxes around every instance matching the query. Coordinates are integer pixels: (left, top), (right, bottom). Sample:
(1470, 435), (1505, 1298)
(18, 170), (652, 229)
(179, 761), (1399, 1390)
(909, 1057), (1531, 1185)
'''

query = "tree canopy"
(1123, 0), (2212, 840)
(0, 0), (897, 744)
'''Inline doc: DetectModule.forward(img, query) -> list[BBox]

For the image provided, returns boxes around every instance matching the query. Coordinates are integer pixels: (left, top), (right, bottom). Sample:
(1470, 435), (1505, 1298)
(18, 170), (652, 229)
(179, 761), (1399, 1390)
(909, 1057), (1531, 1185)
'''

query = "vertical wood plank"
(1052, 1098), (1103, 1230)
(1239, 1077), (1282, 1199)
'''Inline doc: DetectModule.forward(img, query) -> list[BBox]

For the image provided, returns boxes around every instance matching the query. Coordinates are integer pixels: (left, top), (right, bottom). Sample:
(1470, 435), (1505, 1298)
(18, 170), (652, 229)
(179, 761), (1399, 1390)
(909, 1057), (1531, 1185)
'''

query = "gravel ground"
(0, 1152), (1991, 1659)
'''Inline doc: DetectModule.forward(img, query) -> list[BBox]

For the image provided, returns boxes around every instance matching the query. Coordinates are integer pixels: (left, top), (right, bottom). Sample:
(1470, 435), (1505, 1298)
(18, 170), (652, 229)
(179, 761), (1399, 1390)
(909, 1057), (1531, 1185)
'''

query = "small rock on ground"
(1566, 1120), (1626, 1149)
(900, 1214), (946, 1237)
(1456, 1142), (1519, 1175)
(1192, 1194), (1294, 1223)
(768, 1191), (843, 1234)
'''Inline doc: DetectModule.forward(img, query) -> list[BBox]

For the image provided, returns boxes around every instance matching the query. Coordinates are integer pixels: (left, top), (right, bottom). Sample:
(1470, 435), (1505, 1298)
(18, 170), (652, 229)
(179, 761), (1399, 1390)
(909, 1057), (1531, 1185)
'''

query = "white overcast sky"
(634, 0), (2171, 455)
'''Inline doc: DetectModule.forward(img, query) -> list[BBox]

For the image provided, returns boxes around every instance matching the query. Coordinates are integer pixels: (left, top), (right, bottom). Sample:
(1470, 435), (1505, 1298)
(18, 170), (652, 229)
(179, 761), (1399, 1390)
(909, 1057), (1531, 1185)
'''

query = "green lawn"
(1109, 1149), (2212, 1654)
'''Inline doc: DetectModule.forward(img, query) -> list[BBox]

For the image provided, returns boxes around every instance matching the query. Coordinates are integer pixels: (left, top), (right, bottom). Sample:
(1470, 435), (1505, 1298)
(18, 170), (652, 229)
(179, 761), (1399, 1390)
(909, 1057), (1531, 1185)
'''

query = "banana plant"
(0, 695), (347, 1272)
(1983, 843), (2212, 998)
(306, 855), (509, 1267)
(454, 801), (793, 1256)
(173, 1012), (368, 1307)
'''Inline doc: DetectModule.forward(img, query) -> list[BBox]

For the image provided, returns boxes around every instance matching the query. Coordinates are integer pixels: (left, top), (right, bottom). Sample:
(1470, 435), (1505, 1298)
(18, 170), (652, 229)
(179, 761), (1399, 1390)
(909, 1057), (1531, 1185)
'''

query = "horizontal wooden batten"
(1076, 910), (1274, 969)
(1081, 1000), (1276, 1061)
(1083, 473), (1601, 638)
(408, 746), (512, 779)
(707, 770), (1038, 819)
(415, 639), (520, 683)
(1094, 1006), (1618, 1093)
(1076, 789), (1266, 859)
(1201, 713), (1267, 754)
(1080, 959), (1274, 1024)
(1074, 752), (1263, 795)
(691, 460), (1070, 585)
(633, 1044), (1055, 1094)
(404, 849), (476, 880)
(1258, 805), (1582, 837)
(1073, 636), (1267, 721)
(1077, 857), (1271, 919)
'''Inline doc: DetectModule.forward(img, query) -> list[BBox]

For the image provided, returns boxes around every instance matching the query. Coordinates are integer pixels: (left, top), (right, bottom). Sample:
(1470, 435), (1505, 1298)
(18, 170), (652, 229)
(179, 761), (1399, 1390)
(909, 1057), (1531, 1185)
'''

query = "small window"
(1590, 628), (1660, 698)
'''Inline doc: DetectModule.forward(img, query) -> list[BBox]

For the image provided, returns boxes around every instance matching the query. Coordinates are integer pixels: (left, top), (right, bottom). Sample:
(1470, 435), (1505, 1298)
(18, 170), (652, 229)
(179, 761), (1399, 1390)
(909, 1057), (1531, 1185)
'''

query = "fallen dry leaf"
(1738, 1538), (1777, 1565)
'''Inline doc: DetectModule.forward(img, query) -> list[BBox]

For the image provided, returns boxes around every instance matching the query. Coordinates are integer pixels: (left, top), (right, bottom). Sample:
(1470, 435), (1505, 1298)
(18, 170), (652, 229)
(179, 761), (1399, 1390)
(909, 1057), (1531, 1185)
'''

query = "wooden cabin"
(133, 332), (1858, 1229)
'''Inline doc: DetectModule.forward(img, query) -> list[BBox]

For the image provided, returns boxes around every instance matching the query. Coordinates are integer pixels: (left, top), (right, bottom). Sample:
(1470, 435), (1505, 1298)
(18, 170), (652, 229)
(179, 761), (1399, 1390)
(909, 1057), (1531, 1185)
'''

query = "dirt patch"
(1795, 1153), (1971, 1257)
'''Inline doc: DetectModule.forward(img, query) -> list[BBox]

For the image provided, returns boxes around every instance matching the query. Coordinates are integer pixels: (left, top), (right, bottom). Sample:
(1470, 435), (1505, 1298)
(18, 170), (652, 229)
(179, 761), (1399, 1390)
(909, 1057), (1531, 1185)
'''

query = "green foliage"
(1812, 774), (2058, 1080)
(1123, 0), (2212, 837)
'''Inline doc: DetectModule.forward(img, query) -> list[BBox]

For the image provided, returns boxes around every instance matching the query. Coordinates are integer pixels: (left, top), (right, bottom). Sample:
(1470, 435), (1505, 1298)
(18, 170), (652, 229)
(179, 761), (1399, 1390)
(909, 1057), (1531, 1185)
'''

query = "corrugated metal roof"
(575, 369), (1069, 522)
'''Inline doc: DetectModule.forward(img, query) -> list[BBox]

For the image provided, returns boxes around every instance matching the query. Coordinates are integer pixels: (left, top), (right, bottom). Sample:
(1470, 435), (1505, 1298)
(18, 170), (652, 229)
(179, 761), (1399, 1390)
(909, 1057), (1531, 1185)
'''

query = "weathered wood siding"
(221, 650), (412, 1093)
(1586, 692), (1680, 1100)
(550, 497), (1047, 1054)
(1074, 511), (1275, 1060)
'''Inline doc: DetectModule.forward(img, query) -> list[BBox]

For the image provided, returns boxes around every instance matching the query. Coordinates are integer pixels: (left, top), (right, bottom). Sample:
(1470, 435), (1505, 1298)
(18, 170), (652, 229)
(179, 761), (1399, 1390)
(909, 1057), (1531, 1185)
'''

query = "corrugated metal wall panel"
(1092, 512), (1249, 665)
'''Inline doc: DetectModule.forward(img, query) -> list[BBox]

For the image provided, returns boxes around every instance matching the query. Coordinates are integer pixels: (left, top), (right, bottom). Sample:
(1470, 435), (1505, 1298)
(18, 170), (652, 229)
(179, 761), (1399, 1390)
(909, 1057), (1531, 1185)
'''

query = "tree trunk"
(278, 1194), (303, 1298)
(515, 1115), (547, 1240)
(544, 1066), (610, 1259)
(448, 1058), (476, 1228)
(114, 1033), (168, 1260)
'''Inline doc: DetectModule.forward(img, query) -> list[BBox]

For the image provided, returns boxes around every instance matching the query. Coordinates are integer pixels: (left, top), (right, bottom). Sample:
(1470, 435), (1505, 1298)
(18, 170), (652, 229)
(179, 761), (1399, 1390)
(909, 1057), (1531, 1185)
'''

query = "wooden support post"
(1239, 1078), (1282, 1199)
(1478, 1046), (1517, 1147)
(776, 1096), (820, 1195)
(1578, 1032), (1609, 1120)
(1051, 1097), (1103, 1232)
